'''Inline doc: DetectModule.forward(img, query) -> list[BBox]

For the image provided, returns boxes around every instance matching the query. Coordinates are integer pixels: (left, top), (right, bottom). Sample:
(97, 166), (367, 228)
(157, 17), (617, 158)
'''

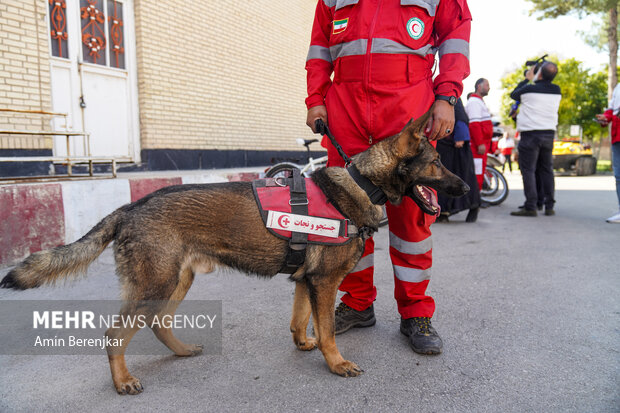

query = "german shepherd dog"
(1, 108), (468, 394)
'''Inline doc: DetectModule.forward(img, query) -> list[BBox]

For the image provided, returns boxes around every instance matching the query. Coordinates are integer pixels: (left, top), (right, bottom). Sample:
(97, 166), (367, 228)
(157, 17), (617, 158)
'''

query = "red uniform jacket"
(465, 94), (493, 150)
(602, 109), (620, 145)
(306, 0), (471, 156)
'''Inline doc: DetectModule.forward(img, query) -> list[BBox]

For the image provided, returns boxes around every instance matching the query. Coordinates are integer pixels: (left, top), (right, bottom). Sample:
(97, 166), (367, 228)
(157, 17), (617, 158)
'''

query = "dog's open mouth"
(406, 185), (440, 216)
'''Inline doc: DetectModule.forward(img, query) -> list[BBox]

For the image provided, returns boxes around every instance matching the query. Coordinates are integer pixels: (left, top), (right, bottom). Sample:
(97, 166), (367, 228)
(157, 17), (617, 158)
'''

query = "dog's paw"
(330, 360), (364, 377)
(176, 343), (204, 357)
(295, 337), (317, 351)
(115, 376), (143, 395)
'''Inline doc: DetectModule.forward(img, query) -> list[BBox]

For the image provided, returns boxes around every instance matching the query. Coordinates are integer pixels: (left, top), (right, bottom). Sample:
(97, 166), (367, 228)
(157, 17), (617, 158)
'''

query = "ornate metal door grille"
(77, 0), (126, 69)
(49, 0), (69, 58)
(49, 0), (126, 69)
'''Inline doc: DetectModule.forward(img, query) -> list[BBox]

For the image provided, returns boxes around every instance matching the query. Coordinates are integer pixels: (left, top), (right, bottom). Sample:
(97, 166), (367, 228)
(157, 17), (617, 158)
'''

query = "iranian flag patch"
(333, 18), (349, 34)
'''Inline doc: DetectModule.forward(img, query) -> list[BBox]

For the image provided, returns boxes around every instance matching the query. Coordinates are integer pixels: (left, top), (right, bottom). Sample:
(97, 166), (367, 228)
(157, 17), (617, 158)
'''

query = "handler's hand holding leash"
(314, 118), (352, 167)
(307, 105), (328, 133)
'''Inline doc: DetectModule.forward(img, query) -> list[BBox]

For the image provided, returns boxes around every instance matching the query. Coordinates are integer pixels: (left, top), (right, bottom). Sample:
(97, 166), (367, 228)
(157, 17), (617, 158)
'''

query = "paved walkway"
(0, 173), (618, 412)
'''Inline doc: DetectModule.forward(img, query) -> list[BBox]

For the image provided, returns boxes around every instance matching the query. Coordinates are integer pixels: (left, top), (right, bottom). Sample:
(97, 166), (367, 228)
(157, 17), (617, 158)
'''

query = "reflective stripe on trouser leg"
(473, 142), (489, 191)
(386, 197), (435, 319)
(338, 237), (376, 311)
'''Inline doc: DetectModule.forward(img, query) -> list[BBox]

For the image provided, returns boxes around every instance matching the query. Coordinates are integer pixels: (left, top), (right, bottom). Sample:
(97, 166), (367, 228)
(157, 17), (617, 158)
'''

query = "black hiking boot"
(511, 209), (537, 217)
(400, 317), (443, 355)
(334, 302), (376, 335)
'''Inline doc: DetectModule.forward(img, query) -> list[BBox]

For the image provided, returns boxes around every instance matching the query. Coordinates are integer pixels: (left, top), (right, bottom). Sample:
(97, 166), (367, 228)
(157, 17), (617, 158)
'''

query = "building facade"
(0, 0), (320, 176)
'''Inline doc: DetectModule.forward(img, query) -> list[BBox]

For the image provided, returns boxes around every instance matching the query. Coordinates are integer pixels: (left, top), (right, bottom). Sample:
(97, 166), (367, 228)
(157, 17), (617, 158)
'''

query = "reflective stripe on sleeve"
(350, 253), (374, 273)
(438, 38), (470, 60)
(335, 0), (359, 10)
(393, 265), (431, 283)
(329, 39), (368, 60)
(389, 232), (432, 255)
(307, 45), (333, 63)
(371, 38), (435, 56)
(400, 0), (440, 17)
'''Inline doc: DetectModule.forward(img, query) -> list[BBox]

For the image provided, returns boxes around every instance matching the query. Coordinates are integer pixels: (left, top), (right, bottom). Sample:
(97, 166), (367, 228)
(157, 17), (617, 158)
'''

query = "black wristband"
(435, 95), (457, 106)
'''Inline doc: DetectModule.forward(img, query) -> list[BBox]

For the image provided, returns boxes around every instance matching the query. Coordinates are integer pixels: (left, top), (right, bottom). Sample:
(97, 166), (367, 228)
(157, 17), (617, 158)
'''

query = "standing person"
(510, 61), (561, 217)
(436, 98), (481, 222)
(498, 132), (515, 173)
(596, 82), (620, 223)
(305, 0), (471, 355)
(465, 78), (494, 193)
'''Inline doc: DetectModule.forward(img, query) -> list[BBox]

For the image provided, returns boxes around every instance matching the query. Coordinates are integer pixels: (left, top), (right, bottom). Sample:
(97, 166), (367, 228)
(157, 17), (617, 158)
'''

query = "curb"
(0, 170), (261, 267)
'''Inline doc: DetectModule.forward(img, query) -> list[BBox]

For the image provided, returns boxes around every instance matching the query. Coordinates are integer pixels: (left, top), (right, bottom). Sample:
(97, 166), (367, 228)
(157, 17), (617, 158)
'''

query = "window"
(80, 0), (126, 69)
(107, 0), (125, 69)
(49, 0), (69, 59)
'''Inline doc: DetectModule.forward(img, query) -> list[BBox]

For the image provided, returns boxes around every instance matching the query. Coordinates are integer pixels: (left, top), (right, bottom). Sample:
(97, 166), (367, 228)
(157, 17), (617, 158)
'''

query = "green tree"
(500, 57), (609, 140)
(526, 0), (618, 99)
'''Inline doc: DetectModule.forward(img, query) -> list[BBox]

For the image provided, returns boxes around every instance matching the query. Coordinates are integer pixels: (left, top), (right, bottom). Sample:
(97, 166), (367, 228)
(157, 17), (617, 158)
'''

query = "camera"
(523, 54), (548, 77)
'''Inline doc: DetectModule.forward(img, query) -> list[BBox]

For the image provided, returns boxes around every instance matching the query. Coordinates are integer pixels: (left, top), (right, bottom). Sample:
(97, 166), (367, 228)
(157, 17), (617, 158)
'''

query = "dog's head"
(353, 106), (470, 215)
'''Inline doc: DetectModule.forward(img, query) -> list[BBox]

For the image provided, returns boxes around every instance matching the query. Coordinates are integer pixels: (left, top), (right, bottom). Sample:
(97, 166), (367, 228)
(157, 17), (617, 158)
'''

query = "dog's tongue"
(419, 185), (441, 216)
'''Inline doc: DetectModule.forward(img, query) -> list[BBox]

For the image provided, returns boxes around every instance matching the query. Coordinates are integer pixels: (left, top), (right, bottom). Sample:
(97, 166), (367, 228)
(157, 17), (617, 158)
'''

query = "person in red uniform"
(305, 0), (471, 355)
(596, 82), (620, 223)
(498, 133), (515, 173)
(465, 78), (493, 191)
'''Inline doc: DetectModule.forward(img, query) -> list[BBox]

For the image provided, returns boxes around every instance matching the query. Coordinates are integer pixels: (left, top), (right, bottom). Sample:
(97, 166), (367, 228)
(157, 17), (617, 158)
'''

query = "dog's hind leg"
(309, 274), (363, 377)
(150, 266), (203, 356)
(290, 281), (317, 351)
(106, 303), (144, 395)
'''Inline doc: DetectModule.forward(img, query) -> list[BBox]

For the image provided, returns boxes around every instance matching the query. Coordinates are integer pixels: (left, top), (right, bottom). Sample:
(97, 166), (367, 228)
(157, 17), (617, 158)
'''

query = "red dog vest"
(252, 178), (355, 245)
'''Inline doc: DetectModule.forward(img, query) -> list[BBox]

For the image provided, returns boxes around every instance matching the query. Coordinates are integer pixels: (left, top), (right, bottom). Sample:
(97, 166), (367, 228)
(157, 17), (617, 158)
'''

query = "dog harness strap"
(347, 165), (388, 205)
(283, 169), (309, 273)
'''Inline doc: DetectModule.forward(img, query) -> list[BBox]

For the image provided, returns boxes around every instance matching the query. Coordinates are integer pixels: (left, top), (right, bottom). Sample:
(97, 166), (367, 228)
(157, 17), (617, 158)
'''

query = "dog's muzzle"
(405, 184), (441, 216)
(405, 180), (470, 216)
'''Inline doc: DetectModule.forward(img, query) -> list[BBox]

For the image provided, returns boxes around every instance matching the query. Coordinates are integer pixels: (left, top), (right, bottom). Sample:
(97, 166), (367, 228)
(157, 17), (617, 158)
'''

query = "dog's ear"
(396, 106), (433, 155)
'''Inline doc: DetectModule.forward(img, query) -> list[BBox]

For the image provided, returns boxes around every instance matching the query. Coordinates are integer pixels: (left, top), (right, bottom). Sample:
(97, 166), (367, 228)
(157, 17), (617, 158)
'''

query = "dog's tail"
(0, 209), (123, 290)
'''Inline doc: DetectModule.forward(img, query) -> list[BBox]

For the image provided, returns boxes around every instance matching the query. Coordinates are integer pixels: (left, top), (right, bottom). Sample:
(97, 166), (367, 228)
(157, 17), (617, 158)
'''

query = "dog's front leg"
(309, 275), (363, 377)
(290, 281), (317, 351)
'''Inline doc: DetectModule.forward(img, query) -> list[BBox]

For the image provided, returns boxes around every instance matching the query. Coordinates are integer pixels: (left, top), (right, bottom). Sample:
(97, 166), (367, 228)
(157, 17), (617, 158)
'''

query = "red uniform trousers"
(325, 91), (437, 318)
(472, 143), (489, 191)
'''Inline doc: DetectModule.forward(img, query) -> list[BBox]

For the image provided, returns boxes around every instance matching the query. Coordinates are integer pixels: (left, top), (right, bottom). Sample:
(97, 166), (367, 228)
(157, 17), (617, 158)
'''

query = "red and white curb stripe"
(0, 172), (259, 267)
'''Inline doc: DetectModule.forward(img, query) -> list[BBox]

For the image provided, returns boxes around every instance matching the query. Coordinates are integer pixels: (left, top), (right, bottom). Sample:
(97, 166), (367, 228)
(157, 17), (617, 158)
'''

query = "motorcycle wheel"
(265, 162), (302, 178)
(480, 167), (509, 205)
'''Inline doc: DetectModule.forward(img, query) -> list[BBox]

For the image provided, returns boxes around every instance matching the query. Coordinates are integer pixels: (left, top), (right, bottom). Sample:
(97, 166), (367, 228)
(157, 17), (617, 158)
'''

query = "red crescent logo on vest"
(278, 215), (290, 228)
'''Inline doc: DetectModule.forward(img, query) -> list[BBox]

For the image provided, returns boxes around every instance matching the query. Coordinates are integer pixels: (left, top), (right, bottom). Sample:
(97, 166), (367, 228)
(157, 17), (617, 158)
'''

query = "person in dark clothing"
(436, 98), (481, 222)
(509, 61), (561, 217)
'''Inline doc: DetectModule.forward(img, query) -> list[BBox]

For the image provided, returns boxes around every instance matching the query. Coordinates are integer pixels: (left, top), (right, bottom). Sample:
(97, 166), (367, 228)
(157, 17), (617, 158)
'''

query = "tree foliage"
(500, 57), (609, 140)
(527, 0), (617, 17)
(578, 13), (620, 52)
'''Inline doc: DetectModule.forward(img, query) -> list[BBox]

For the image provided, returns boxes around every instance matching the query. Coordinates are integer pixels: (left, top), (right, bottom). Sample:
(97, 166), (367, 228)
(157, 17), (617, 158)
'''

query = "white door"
(47, 0), (139, 160)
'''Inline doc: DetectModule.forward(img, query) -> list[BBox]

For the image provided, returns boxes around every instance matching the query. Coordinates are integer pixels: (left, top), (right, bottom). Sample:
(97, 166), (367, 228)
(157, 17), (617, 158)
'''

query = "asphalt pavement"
(0, 172), (618, 412)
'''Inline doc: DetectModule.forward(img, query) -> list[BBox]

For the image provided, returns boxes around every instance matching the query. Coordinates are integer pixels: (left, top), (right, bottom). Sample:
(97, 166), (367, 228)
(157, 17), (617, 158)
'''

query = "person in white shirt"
(497, 133), (515, 173)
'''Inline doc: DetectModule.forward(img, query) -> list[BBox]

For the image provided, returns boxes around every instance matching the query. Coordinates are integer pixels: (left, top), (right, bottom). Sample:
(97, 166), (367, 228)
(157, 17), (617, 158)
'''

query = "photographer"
(509, 61), (562, 217)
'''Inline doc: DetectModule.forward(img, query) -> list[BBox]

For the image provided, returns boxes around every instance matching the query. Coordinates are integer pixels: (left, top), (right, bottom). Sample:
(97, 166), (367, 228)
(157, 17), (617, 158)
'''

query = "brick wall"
(134, 0), (319, 152)
(0, 1), (321, 156)
(0, 0), (53, 150)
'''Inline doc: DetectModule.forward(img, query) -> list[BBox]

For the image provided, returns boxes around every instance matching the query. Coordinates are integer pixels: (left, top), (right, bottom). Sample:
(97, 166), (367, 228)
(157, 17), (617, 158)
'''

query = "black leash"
(314, 119), (387, 206)
(315, 119), (352, 167)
